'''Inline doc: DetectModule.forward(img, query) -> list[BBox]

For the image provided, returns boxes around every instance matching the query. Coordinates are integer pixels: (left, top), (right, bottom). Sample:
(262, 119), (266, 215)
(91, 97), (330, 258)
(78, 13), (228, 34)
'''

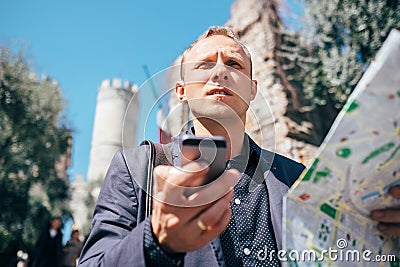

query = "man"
(32, 216), (63, 267)
(78, 26), (399, 266)
(63, 229), (83, 267)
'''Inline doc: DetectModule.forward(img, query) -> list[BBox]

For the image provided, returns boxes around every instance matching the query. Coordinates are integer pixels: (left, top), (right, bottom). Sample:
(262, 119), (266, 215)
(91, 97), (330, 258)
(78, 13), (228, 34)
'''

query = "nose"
(211, 63), (229, 83)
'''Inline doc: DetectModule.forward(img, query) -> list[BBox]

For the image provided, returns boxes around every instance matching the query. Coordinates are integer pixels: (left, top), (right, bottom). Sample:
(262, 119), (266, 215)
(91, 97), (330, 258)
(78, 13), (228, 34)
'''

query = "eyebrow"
(193, 50), (247, 64)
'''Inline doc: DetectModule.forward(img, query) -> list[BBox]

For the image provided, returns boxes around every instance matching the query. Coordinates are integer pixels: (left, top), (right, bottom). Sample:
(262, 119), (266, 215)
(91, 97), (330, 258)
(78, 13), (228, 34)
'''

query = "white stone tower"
(87, 78), (139, 182)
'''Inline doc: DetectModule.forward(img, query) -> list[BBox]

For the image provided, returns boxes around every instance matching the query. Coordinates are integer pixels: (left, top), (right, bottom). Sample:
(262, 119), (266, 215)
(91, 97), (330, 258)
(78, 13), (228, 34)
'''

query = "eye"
(226, 60), (242, 69)
(195, 61), (216, 69)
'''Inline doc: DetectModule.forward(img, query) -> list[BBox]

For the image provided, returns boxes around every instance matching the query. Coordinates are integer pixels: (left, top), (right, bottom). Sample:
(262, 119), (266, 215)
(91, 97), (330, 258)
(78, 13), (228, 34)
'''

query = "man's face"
(72, 231), (80, 239)
(176, 35), (257, 123)
(51, 219), (62, 230)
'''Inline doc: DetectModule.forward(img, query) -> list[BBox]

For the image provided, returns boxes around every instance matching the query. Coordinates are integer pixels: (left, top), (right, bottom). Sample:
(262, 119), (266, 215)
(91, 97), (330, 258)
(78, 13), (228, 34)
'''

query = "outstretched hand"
(371, 185), (400, 237)
(151, 162), (240, 254)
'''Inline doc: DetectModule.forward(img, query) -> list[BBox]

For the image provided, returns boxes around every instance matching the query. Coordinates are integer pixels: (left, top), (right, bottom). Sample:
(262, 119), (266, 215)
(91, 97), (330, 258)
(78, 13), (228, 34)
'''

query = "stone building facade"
(226, 0), (317, 165)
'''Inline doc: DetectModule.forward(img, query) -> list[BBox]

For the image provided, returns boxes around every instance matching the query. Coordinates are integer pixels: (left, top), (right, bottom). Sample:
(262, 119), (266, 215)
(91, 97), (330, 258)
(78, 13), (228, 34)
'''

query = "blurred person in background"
(62, 229), (83, 267)
(31, 216), (63, 267)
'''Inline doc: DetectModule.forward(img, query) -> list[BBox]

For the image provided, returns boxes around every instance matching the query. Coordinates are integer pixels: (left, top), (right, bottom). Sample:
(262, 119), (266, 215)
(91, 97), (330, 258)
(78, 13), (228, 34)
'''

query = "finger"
(152, 165), (170, 194)
(153, 163), (209, 205)
(154, 162), (209, 188)
(162, 203), (214, 225)
(182, 204), (232, 252)
(377, 223), (400, 237)
(151, 211), (180, 236)
(195, 189), (233, 230)
(162, 187), (233, 234)
(200, 205), (232, 239)
(371, 209), (400, 223)
(153, 191), (212, 223)
(388, 185), (400, 199)
(152, 187), (214, 225)
(188, 169), (240, 207)
(168, 208), (230, 252)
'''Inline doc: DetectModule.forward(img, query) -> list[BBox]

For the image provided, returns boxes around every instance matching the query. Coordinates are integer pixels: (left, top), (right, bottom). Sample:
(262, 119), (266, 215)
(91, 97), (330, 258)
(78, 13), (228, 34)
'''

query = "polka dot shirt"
(220, 137), (281, 267)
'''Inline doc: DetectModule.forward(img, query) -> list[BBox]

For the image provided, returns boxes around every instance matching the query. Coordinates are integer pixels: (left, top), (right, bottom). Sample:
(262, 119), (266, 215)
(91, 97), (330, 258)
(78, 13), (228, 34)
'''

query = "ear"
(175, 81), (187, 102)
(250, 79), (257, 101)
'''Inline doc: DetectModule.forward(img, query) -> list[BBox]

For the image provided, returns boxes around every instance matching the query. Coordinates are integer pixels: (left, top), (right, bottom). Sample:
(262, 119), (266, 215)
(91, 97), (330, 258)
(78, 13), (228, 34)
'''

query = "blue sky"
(0, 0), (238, 181)
(1, 0), (303, 182)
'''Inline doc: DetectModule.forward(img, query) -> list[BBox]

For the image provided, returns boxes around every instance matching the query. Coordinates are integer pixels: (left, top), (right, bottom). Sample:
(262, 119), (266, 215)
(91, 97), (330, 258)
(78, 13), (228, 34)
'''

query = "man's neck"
(192, 118), (245, 159)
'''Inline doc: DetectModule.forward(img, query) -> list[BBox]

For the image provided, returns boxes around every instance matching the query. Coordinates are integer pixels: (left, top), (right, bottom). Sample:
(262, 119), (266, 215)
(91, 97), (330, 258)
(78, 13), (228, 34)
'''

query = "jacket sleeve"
(78, 150), (148, 266)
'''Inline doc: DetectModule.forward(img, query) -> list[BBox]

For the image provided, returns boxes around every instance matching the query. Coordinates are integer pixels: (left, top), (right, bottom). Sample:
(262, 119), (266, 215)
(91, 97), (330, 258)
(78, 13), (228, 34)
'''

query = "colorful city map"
(284, 29), (400, 266)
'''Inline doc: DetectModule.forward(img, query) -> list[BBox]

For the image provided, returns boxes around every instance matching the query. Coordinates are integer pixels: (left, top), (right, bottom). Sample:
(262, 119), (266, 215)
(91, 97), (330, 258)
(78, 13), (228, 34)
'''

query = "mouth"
(206, 88), (233, 96)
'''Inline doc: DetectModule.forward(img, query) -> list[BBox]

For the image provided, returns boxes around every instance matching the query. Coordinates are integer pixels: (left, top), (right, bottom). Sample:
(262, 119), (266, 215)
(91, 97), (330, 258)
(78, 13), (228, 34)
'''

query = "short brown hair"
(180, 26), (252, 80)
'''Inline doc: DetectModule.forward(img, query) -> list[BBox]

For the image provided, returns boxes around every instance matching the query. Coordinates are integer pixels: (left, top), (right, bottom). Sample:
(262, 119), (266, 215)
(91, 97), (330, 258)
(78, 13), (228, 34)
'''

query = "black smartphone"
(179, 135), (227, 185)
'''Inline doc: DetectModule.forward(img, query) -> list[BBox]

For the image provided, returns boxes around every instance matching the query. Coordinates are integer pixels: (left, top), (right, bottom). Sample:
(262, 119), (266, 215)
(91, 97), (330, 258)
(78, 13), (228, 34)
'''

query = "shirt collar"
(230, 135), (260, 175)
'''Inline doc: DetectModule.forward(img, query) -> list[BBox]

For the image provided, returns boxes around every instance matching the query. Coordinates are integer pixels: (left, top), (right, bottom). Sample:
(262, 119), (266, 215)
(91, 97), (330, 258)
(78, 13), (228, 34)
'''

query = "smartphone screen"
(179, 135), (227, 185)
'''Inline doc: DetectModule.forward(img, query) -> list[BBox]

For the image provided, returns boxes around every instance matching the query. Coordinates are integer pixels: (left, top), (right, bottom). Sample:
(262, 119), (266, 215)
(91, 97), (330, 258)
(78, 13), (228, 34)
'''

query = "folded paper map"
(283, 29), (400, 266)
